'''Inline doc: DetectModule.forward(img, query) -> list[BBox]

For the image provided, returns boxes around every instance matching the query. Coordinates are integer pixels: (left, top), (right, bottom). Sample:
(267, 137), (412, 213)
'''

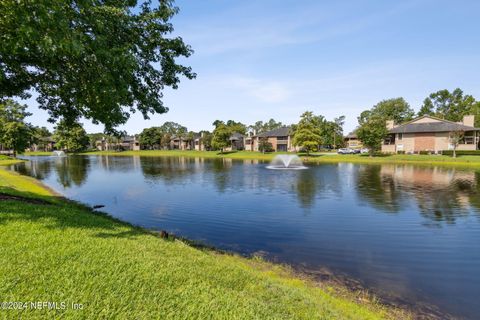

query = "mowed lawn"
(0, 160), (404, 319)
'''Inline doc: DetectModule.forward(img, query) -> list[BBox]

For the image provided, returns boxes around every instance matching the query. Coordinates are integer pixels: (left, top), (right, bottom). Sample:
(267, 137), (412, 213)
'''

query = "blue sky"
(26, 0), (480, 134)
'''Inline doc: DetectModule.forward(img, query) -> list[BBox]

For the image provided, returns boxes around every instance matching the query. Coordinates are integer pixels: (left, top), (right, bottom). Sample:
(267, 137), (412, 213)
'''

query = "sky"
(25, 0), (480, 134)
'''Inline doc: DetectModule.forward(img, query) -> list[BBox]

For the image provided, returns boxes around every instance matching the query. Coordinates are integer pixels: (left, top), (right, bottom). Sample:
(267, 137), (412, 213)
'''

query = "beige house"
(96, 136), (140, 151)
(344, 132), (362, 149)
(246, 127), (295, 152)
(381, 115), (480, 154)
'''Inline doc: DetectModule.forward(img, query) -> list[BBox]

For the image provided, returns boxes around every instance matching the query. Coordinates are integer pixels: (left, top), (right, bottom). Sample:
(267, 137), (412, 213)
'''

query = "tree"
(199, 131), (213, 151)
(258, 138), (273, 153)
(225, 120), (247, 135)
(418, 88), (480, 126)
(0, 99), (32, 157)
(359, 98), (414, 125)
(292, 111), (323, 155)
(356, 115), (388, 156)
(249, 119), (283, 134)
(0, 1), (195, 133)
(332, 116), (345, 149)
(53, 120), (89, 153)
(449, 130), (465, 158)
(86, 133), (105, 150)
(211, 121), (231, 153)
(139, 127), (163, 149)
(417, 98), (435, 117)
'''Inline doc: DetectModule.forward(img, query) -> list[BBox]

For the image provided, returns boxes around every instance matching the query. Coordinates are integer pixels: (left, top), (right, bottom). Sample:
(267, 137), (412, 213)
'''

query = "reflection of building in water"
(380, 165), (478, 215)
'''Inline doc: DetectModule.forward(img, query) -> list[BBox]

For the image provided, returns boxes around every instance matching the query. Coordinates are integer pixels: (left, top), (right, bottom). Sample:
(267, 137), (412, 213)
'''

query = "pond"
(11, 155), (480, 319)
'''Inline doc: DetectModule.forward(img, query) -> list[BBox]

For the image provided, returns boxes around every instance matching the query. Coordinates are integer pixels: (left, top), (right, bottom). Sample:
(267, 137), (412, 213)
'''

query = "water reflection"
(355, 165), (479, 224)
(54, 156), (91, 188)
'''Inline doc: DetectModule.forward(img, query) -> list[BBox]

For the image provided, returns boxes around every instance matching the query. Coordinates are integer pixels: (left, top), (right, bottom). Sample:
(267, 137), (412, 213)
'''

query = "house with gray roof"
(381, 115), (480, 154)
(245, 126), (294, 152)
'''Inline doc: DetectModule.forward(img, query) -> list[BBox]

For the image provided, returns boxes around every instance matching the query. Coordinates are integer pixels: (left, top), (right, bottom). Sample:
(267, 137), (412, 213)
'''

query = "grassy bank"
(0, 160), (405, 319)
(71, 149), (480, 167)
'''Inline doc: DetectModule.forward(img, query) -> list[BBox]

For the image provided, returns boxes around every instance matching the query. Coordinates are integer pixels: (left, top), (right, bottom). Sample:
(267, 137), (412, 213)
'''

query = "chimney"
(201, 132), (204, 138)
(463, 115), (475, 127)
(386, 120), (395, 130)
(253, 129), (257, 136)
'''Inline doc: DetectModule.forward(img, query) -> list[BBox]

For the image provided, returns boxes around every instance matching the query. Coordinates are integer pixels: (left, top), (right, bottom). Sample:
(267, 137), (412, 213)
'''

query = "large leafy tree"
(249, 119), (283, 134)
(356, 114), (388, 156)
(0, 0), (195, 132)
(225, 120), (247, 135)
(292, 111), (323, 155)
(139, 127), (163, 149)
(211, 121), (231, 153)
(359, 98), (414, 126)
(418, 88), (480, 126)
(53, 120), (89, 153)
(0, 99), (32, 157)
(199, 130), (213, 151)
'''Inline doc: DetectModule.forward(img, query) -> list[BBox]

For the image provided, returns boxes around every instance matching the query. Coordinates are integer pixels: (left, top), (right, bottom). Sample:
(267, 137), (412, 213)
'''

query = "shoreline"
(22, 150), (480, 168)
(0, 159), (412, 319)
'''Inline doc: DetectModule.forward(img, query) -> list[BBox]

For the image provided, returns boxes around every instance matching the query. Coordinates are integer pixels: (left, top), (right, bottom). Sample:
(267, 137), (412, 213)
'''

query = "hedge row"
(441, 150), (480, 156)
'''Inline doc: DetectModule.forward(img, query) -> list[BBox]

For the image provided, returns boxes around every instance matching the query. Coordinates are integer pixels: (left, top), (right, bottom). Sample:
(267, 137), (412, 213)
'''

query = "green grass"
(0, 168), (407, 319)
(75, 149), (480, 167)
(20, 151), (54, 156)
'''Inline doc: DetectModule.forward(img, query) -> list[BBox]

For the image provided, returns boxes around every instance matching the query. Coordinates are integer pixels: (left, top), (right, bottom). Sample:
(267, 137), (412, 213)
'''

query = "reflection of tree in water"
(55, 156), (90, 188)
(98, 155), (140, 172)
(468, 171), (480, 213)
(140, 157), (204, 185)
(355, 164), (479, 224)
(208, 158), (231, 193)
(294, 170), (317, 208)
(355, 165), (402, 213)
(11, 160), (52, 180)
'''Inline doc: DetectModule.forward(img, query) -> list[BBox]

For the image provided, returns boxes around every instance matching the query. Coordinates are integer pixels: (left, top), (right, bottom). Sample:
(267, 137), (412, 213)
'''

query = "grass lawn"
(0, 159), (406, 319)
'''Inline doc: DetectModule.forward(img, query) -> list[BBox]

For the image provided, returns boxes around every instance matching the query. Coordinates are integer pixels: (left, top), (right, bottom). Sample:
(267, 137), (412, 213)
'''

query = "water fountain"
(266, 154), (307, 170)
(52, 150), (66, 157)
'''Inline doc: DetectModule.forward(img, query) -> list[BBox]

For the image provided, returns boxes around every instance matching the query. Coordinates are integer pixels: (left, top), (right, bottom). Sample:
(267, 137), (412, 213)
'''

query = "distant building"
(344, 132), (362, 149)
(170, 135), (196, 150)
(29, 136), (56, 152)
(194, 133), (205, 151)
(96, 136), (140, 151)
(247, 127), (295, 152)
(381, 115), (480, 154)
(226, 132), (245, 151)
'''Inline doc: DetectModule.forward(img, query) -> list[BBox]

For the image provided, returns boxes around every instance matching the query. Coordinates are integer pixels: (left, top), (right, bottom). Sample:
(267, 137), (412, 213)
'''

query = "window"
(276, 136), (288, 141)
(398, 133), (403, 140)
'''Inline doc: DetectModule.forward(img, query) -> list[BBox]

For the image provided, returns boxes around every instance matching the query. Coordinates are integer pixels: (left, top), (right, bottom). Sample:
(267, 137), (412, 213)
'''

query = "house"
(381, 115), (480, 154)
(247, 127), (295, 152)
(171, 135), (196, 150)
(226, 132), (244, 151)
(194, 133), (205, 151)
(344, 132), (362, 149)
(28, 136), (56, 152)
(96, 136), (140, 151)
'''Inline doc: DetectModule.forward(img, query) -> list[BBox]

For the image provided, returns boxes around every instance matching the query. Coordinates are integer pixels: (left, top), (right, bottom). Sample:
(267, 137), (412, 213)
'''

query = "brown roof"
(389, 116), (479, 134)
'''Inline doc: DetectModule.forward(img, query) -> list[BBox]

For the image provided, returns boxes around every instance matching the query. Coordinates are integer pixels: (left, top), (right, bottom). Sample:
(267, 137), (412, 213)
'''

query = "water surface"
(11, 155), (480, 319)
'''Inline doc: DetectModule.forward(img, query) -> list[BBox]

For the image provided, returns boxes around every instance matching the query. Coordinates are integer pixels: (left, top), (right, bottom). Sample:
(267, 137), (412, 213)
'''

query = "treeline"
(0, 99), (94, 155)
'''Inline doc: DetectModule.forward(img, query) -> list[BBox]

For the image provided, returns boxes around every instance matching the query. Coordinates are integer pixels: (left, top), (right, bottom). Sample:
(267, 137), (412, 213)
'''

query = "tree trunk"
(453, 148), (457, 158)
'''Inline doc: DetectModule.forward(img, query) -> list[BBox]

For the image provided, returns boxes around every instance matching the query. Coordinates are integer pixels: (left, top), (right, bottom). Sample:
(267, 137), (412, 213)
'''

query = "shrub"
(441, 150), (480, 157)
(419, 150), (431, 155)
(396, 151), (405, 154)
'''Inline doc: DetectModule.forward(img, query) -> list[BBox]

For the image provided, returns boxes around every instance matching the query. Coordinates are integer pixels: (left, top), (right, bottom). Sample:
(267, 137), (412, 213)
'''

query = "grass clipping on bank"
(0, 165), (407, 319)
